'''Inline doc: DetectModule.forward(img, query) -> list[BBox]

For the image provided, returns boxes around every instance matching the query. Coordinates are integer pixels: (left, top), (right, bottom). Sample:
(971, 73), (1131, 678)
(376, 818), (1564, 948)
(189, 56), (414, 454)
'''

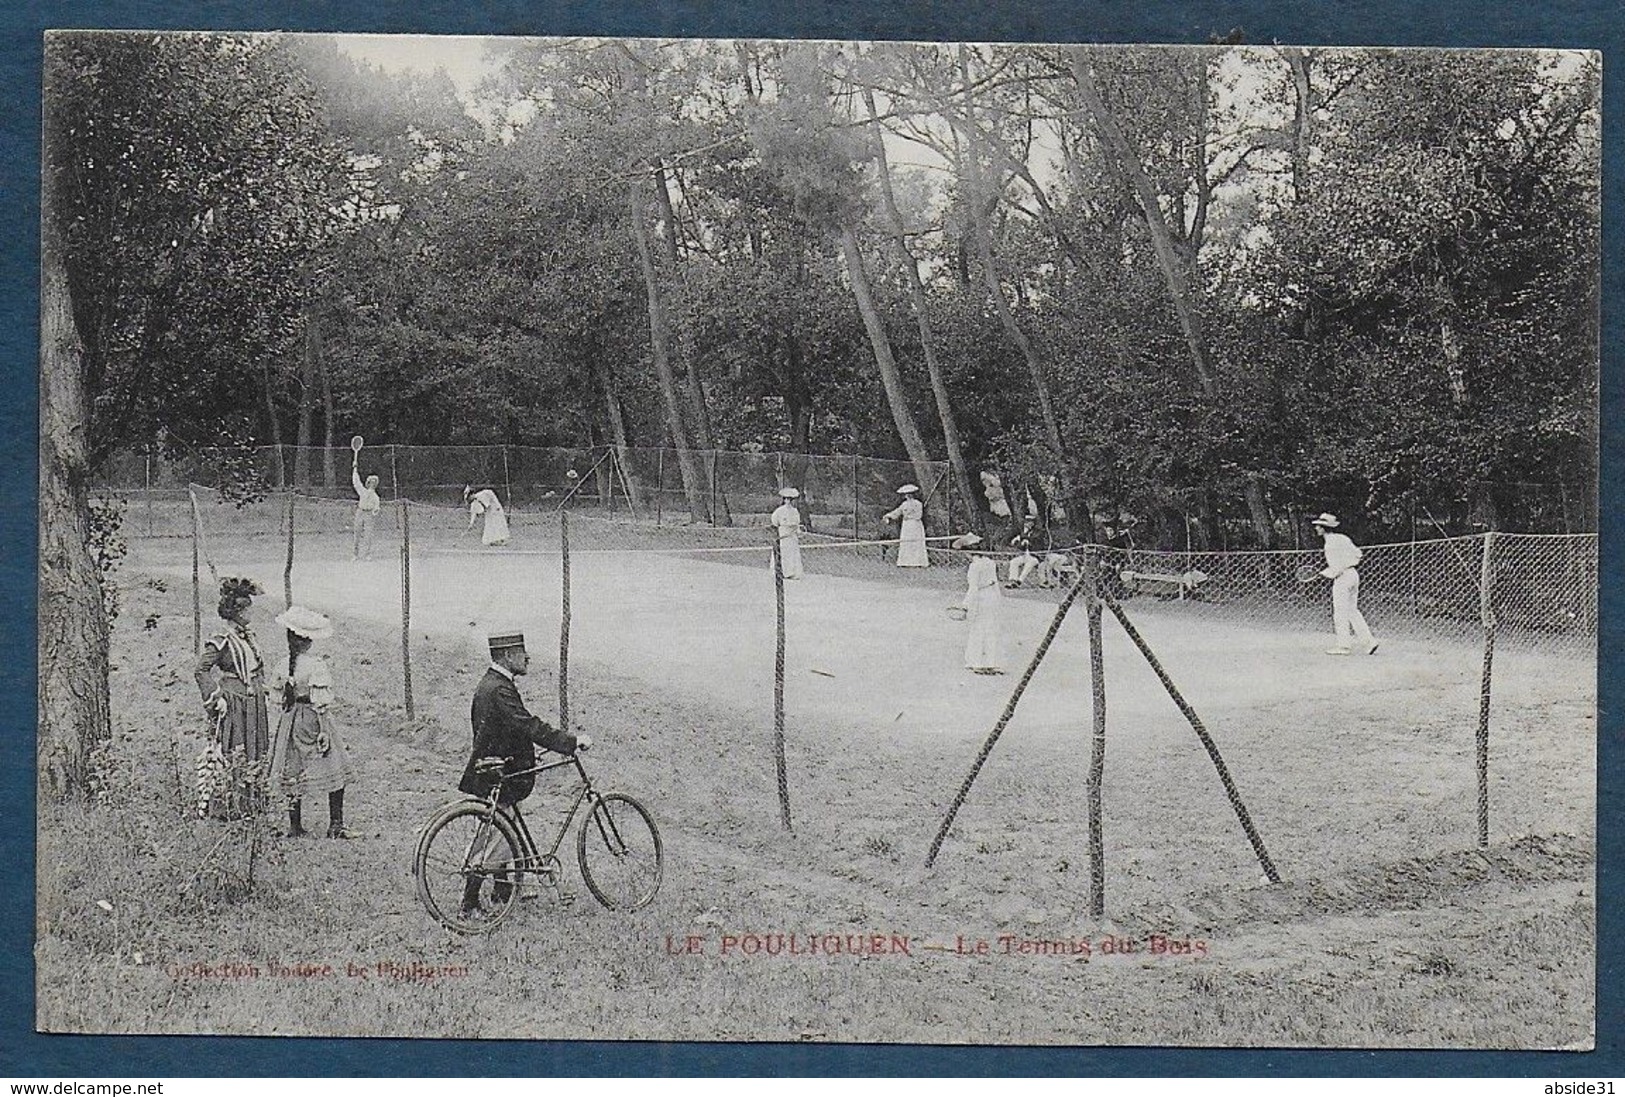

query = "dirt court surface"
(37, 534), (1596, 1047)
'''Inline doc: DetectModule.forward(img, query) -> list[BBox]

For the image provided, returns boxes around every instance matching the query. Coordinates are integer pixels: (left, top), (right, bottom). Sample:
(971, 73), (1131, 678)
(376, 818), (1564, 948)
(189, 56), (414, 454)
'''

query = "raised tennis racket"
(350, 434), (365, 453)
(1295, 564), (1322, 583)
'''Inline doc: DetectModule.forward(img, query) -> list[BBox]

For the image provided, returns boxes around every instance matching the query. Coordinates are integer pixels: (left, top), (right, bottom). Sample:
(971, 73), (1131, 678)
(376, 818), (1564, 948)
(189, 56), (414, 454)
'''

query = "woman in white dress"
(882, 484), (929, 567)
(267, 606), (355, 838)
(955, 533), (1004, 674)
(464, 485), (511, 546)
(769, 486), (804, 579)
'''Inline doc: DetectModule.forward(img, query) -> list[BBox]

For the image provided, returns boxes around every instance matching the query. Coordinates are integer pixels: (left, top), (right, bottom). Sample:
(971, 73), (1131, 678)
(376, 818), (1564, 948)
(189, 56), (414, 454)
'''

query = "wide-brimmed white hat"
(1311, 512), (1340, 528)
(897, 484), (919, 495)
(275, 606), (333, 640)
(779, 486), (801, 498)
(951, 532), (983, 549)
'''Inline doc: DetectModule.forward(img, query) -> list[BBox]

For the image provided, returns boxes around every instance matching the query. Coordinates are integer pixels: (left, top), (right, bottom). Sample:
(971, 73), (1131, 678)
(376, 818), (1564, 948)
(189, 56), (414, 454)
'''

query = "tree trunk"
(837, 223), (936, 492)
(1283, 47), (1314, 204)
(320, 348), (336, 489)
(653, 162), (729, 524)
(1072, 52), (1217, 400)
(261, 357), (287, 489)
(39, 179), (112, 802)
(293, 306), (316, 488)
(864, 86), (979, 534)
(629, 174), (709, 522)
(596, 357), (642, 511)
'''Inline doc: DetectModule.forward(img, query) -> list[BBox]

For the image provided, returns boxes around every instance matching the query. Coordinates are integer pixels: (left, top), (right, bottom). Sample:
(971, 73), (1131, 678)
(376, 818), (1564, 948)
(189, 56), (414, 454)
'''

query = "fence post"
(190, 488), (201, 654)
(389, 445), (400, 503)
(655, 448), (664, 526)
(559, 510), (571, 734)
(502, 444), (512, 509)
(401, 500), (414, 720)
(144, 451), (154, 538)
(1084, 548), (1107, 917)
(1476, 530), (1497, 848)
(772, 533), (792, 830)
(283, 493), (295, 608)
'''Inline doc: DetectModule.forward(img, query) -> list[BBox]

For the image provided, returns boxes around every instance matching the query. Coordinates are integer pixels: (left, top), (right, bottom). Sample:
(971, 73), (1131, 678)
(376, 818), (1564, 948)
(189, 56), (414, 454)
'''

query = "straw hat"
(897, 484), (919, 495)
(275, 606), (333, 640)
(778, 486), (801, 499)
(1311, 513), (1340, 529)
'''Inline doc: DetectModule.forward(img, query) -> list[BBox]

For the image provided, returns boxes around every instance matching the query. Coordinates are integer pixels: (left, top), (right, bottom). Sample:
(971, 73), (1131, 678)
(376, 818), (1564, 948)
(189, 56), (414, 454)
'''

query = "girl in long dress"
(883, 484), (929, 567)
(769, 486), (805, 579)
(955, 534), (1005, 674)
(464, 485), (511, 545)
(193, 576), (271, 818)
(268, 606), (355, 838)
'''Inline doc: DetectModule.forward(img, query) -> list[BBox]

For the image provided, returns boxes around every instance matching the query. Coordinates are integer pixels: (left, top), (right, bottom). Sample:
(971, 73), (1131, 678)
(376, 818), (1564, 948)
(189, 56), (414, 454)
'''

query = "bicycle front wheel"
(576, 793), (663, 911)
(414, 802), (525, 935)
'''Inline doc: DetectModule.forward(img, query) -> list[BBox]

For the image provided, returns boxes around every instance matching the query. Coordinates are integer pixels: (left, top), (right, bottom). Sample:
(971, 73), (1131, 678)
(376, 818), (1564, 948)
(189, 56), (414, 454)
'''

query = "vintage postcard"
(36, 31), (1597, 1047)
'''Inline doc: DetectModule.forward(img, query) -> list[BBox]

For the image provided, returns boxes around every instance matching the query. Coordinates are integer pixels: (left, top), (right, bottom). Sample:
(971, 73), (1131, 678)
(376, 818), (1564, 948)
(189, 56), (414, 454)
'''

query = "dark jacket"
(459, 668), (578, 804)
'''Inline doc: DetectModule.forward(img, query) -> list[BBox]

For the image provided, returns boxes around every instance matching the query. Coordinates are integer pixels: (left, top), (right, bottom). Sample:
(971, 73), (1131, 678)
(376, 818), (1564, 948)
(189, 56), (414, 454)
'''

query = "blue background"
(1, 0), (1618, 1078)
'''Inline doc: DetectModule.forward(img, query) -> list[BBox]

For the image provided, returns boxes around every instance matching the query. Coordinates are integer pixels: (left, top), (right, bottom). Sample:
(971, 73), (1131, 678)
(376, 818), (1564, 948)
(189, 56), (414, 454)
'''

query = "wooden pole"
(389, 444), (400, 502)
(772, 532), (791, 830)
(190, 488), (201, 654)
(401, 500), (414, 720)
(559, 509), (571, 734)
(1476, 531), (1497, 847)
(1084, 548), (1107, 916)
(655, 447), (664, 526)
(502, 444), (512, 511)
(283, 493), (295, 608)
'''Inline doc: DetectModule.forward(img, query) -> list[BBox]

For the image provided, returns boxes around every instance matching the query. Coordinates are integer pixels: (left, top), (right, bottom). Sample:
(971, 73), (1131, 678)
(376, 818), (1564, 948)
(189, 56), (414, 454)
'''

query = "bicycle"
(412, 745), (663, 935)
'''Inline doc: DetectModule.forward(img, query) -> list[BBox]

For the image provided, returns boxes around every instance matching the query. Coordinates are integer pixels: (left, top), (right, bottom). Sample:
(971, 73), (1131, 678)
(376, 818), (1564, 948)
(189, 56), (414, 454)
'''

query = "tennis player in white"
(1313, 513), (1378, 655)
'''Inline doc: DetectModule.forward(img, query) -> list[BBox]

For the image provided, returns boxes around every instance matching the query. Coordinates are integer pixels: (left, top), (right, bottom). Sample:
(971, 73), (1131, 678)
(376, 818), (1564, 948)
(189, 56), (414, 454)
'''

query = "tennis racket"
(1295, 564), (1322, 583)
(350, 435), (365, 454)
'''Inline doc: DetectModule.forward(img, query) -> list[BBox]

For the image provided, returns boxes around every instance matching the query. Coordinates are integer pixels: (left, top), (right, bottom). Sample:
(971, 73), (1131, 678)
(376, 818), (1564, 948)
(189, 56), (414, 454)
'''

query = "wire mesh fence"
(115, 465), (1594, 914)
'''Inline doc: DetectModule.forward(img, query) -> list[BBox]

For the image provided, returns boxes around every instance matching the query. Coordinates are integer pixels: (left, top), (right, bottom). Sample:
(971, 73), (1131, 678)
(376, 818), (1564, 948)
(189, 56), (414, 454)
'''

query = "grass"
(34, 559), (1596, 1047)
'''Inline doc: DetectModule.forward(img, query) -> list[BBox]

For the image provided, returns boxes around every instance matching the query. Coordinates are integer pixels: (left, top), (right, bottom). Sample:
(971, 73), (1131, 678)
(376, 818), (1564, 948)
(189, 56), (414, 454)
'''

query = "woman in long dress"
(769, 486), (805, 579)
(883, 483), (929, 567)
(268, 606), (355, 839)
(464, 485), (511, 545)
(955, 534), (1005, 674)
(193, 576), (271, 818)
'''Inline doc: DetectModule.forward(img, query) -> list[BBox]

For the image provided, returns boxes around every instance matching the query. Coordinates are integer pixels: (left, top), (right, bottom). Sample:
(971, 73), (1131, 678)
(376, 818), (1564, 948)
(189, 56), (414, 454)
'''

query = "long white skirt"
(772, 534), (804, 579)
(964, 587), (1004, 670)
(482, 505), (511, 545)
(896, 518), (928, 567)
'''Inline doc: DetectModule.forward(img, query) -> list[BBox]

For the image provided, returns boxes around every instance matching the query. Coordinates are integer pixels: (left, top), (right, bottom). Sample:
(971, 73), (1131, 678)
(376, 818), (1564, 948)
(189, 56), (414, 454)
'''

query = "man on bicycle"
(459, 632), (588, 916)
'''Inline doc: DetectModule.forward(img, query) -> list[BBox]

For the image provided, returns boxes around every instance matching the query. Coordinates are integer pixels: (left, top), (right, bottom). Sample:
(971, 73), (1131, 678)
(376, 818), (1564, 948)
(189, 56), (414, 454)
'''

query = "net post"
(283, 493), (295, 608)
(772, 532), (792, 831)
(1476, 530), (1497, 847)
(559, 509), (571, 734)
(389, 444), (400, 502)
(1083, 547), (1107, 917)
(189, 487), (201, 653)
(400, 500), (414, 720)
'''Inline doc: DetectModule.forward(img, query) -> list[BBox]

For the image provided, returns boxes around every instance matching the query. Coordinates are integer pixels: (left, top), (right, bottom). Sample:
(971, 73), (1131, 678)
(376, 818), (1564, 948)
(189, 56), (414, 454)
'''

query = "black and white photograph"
(36, 30), (1599, 1048)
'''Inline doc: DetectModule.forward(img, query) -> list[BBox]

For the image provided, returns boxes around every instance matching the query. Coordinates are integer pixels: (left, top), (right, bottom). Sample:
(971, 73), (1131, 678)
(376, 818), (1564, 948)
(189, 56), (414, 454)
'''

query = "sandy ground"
(46, 534), (1591, 1046)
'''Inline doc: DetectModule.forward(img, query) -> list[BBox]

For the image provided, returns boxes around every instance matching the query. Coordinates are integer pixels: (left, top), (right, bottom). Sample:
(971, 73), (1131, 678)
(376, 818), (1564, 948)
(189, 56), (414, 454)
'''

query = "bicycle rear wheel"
(576, 793), (662, 911)
(414, 802), (525, 934)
